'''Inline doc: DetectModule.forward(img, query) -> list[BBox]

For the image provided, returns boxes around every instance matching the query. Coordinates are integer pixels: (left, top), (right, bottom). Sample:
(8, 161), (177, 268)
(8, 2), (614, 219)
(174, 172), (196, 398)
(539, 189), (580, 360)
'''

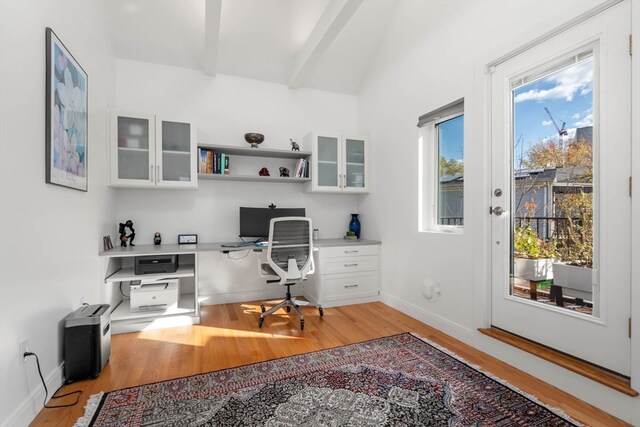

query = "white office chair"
(257, 217), (323, 330)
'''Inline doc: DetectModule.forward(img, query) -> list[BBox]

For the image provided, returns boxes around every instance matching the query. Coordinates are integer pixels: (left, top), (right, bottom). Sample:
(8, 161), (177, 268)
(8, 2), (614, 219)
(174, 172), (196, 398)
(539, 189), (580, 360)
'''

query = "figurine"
(154, 232), (162, 245)
(279, 167), (290, 177)
(290, 139), (300, 151)
(119, 220), (135, 247)
(259, 167), (270, 176)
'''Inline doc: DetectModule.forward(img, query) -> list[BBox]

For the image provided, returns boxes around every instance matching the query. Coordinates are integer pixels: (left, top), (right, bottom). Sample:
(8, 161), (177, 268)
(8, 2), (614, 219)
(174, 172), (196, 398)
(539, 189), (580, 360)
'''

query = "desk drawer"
(321, 256), (379, 274)
(322, 272), (379, 300)
(320, 245), (379, 258)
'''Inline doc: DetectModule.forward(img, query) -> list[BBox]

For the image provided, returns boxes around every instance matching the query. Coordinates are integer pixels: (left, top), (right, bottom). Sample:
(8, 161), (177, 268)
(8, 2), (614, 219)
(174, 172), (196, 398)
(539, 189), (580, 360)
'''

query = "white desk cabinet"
(305, 241), (380, 307)
(109, 110), (197, 189)
(305, 132), (369, 193)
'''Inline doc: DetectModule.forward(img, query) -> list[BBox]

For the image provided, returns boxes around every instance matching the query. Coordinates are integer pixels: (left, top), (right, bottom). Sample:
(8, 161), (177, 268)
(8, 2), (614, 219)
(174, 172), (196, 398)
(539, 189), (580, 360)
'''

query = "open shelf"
(198, 143), (311, 159)
(105, 264), (195, 283)
(198, 173), (310, 183)
(111, 293), (196, 322)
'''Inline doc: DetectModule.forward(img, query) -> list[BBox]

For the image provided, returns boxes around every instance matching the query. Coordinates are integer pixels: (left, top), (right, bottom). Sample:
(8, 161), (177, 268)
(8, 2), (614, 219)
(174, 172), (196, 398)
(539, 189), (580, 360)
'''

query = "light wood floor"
(31, 301), (629, 426)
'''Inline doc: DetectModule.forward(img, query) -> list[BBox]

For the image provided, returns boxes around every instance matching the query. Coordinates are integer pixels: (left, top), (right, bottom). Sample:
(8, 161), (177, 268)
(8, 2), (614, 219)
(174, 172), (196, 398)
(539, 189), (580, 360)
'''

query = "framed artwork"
(46, 27), (88, 191)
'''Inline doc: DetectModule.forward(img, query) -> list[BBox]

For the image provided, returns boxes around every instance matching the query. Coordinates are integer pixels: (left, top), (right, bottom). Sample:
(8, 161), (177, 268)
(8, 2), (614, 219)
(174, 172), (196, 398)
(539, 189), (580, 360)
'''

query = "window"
(418, 99), (464, 232)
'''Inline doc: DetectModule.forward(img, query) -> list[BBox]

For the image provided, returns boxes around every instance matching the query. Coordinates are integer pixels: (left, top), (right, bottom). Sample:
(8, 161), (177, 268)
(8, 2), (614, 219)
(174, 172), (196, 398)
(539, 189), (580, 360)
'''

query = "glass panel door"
(117, 116), (151, 180)
(317, 135), (339, 188)
(344, 137), (365, 189)
(160, 121), (192, 183)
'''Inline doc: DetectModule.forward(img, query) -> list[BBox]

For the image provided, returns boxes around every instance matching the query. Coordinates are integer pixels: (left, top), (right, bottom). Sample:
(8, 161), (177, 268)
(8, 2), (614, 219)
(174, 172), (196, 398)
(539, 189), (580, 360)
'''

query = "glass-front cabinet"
(305, 132), (369, 193)
(110, 111), (197, 188)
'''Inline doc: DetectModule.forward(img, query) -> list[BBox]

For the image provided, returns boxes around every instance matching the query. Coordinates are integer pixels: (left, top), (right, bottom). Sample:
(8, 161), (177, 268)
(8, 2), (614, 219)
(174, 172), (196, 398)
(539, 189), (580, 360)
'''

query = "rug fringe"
(408, 332), (585, 427)
(73, 391), (104, 427)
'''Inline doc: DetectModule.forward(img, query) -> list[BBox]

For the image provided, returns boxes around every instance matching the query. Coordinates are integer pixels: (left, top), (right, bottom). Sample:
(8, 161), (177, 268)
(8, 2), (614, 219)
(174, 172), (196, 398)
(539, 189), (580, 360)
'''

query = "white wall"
(358, 0), (639, 423)
(113, 60), (360, 301)
(0, 1), (115, 425)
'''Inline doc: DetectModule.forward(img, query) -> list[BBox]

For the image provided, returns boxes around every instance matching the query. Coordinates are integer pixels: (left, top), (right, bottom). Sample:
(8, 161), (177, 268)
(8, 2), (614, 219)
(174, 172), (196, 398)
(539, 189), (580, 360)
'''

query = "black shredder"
(63, 304), (111, 381)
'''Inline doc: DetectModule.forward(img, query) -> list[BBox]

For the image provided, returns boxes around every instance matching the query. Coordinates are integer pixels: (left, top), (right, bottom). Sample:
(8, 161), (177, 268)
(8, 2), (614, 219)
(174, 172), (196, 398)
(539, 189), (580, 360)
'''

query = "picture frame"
(46, 27), (88, 191)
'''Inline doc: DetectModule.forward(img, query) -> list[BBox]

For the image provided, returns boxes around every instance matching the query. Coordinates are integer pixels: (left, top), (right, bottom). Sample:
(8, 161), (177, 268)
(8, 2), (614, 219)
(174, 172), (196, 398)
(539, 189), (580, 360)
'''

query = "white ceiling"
(106, 0), (398, 95)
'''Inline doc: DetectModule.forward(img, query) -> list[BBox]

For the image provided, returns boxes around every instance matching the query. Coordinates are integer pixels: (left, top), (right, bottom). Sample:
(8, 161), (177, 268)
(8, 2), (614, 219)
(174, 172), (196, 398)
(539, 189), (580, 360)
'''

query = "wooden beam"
(288, 0), (363, 89)
(203, 0), (222, 76)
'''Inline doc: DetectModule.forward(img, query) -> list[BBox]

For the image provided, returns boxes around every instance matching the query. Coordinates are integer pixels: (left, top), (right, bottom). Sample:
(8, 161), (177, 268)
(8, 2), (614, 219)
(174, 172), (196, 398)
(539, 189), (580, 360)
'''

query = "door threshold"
(478, 327), (637, 397)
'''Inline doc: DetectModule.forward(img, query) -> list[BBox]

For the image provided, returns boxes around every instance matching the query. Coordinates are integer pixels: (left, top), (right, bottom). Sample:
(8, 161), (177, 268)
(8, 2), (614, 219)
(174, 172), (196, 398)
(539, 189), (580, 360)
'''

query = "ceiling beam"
(203, 0), (222, 76)
(288, 0), (363, 89)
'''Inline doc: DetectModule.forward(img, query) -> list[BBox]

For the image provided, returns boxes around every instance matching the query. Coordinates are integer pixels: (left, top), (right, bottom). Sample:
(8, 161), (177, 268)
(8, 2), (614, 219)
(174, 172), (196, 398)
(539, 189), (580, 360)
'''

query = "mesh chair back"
(267, 217), (313, 279)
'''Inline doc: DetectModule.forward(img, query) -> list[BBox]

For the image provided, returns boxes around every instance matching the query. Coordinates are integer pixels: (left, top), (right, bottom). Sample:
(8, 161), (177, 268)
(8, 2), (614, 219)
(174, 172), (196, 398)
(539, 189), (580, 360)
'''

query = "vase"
(349, 214), (361, 239)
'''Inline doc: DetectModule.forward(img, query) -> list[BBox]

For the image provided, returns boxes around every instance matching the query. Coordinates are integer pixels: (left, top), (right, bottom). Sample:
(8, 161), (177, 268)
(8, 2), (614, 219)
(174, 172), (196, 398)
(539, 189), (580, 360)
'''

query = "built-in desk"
(100, 239), (381, 333)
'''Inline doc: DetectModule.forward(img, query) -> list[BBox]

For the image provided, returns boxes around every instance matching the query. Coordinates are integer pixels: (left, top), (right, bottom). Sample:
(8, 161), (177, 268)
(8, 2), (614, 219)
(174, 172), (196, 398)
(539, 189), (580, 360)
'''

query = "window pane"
(437, 115), (464, 226)
(511, 55), (595, 316)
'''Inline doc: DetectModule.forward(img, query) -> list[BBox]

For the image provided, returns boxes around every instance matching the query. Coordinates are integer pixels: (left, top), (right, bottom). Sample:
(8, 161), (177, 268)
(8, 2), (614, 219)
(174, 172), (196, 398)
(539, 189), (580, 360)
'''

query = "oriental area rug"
(76, 333), (580, 426)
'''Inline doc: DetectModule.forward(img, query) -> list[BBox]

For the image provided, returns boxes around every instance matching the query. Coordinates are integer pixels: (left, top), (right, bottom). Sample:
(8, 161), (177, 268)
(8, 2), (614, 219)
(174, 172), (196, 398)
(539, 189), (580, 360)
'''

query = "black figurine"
(290, 139), (300, 151)
(154, 232), (162, 245)
(279, 167), (290, 177)
(119, 220), (135, 247)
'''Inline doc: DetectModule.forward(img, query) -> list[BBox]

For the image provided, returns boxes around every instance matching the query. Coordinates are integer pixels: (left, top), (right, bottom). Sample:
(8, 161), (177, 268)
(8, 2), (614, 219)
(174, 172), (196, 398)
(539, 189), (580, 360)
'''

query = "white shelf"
(118, 147), (148, 152)
(198, 174), (310, 183)
(318, 160), (338, 165)
(105, 264), (195, 283)
(163, 150), (190, 155)
(111, 293), (196, 322)
(198, 143), (311, 159)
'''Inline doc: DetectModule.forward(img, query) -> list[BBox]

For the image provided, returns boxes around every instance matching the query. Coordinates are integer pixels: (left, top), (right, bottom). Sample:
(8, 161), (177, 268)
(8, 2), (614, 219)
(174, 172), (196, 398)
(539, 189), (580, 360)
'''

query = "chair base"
(258, 285), (323, 330)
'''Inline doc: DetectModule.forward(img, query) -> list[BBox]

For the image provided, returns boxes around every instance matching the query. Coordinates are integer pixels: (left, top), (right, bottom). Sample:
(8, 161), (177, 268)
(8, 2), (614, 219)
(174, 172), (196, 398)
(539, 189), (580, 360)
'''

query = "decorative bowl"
(244, 133), (264, 148)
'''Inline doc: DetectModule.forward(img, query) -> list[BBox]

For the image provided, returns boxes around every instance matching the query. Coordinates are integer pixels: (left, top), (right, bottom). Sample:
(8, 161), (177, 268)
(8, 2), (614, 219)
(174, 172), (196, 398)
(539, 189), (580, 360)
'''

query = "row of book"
(294, 159), (310, 178)
(198, 148), (229, 174)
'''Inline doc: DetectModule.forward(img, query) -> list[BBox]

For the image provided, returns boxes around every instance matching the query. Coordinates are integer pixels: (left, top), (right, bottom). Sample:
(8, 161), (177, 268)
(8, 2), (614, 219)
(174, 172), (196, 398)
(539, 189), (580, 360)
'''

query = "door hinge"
(629, 176), (632, 198)
(630, 34), (633, 56)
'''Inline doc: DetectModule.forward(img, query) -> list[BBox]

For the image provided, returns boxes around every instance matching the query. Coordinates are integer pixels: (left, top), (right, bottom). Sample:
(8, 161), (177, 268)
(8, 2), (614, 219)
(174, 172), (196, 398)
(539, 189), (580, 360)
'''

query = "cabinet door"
(110, 111), (156, 187)
(156, 118), (197, 188)
(311, 133), (341, 192)
(342, 135), (368, 193)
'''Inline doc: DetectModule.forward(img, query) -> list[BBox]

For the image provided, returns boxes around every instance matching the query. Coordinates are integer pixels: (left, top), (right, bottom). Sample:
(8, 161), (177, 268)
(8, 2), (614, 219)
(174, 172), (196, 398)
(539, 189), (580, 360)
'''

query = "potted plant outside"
(513, 225), (558, 281)
(551, 192), (594, 302)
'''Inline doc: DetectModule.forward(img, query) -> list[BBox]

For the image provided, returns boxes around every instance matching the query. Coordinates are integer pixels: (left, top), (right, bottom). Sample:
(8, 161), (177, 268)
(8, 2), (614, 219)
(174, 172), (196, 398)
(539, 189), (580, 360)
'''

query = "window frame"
(418, 108), (465, 234)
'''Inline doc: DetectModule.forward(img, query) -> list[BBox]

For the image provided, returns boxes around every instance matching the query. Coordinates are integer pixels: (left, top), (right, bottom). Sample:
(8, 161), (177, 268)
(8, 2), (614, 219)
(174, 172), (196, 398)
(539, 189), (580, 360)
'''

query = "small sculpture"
(259, 167), (270, 176)
(119, 220), (135, 247)
(245, 133), (264, 148)
(290, 139), (300, 151)
(279, 167), (290, 177)
(154, 232), (162, 245)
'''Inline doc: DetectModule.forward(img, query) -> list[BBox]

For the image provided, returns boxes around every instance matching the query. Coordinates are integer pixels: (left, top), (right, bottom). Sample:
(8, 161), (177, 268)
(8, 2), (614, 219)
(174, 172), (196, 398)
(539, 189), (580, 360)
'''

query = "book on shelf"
(224, 155), (230, 174)
(220, 153), (225, 175)
(198, 148), (207, 174)
(206, 150), (214, 174)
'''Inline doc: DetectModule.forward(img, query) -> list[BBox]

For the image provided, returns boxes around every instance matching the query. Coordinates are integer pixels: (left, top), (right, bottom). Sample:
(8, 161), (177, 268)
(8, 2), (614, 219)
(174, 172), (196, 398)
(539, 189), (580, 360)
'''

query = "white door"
(491, 2), (631, 374)
(342, 136), (369, 193)
(155, 118), (197, 188)
(110, 111), (156, 187)
(311, 132), (342, 192)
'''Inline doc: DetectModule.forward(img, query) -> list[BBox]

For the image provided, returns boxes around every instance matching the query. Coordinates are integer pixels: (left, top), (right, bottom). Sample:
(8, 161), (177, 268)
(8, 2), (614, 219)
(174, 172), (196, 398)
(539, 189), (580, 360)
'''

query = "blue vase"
(349, 214), (361, 238)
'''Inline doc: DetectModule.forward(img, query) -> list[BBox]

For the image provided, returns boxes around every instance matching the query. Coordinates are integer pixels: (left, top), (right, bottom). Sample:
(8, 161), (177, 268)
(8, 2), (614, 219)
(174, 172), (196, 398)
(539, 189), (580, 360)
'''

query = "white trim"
(486, 0), (623, 70)
(630, 0), (640, 406)
(2, 363), (64, 427)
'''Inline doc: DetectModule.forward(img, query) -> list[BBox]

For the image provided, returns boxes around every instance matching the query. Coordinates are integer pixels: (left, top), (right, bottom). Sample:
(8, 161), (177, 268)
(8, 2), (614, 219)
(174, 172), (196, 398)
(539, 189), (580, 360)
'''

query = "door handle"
(150, 165), (154, 182)
(344, 263), (359, 267)
(157, 165), (161, 182)
(492, 206), (506, 216)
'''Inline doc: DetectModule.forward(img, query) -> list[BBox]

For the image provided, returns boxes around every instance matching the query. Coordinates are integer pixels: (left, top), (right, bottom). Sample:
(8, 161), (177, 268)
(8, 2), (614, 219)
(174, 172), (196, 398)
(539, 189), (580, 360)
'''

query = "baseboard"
(2, 362), (65, 427)
(200, 288), (303, 306)
(379, 291), (476, 342)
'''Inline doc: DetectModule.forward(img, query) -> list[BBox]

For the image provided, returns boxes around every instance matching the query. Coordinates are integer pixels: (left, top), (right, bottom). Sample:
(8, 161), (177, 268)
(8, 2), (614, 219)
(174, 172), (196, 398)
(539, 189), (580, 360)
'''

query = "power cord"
(23, 352), (82, 408)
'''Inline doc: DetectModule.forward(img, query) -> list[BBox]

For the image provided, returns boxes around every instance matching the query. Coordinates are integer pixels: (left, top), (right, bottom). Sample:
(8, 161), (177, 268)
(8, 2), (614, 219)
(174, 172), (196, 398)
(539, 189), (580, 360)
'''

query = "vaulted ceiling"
(106, 0), (397, 94)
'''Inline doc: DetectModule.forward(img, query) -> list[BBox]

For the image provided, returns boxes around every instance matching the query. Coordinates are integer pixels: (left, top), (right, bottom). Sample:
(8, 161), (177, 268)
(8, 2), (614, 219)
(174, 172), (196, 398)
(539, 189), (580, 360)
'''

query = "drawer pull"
(344, 250), (359, 254)
(344, 284), (359, 289)
(344, 263), (359, 267)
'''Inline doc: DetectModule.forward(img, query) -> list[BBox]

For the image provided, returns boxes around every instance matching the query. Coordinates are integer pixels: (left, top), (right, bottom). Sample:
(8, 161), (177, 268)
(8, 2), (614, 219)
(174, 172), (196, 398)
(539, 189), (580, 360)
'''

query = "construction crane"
(544, 107), (568, 137)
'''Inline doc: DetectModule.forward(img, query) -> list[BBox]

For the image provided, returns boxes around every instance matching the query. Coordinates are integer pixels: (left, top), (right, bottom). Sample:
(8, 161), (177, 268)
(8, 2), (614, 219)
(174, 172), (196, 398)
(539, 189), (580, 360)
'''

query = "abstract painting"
(46, 27), (88, 191)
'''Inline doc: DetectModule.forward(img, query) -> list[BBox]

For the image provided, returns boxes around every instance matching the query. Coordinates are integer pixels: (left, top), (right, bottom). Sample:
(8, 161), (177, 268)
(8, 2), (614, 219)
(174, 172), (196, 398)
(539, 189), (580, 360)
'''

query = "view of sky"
(513, 57), (593, 169)
(438, 115), (464, 162)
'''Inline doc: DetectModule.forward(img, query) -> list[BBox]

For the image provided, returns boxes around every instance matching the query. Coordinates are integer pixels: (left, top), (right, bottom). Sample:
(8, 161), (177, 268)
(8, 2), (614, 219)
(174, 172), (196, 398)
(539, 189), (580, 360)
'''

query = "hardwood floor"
(31, 301), (629, 426)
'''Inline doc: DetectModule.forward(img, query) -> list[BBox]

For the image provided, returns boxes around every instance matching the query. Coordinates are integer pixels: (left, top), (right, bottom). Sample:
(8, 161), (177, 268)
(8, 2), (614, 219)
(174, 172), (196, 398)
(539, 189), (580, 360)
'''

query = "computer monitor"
(239, 207), (306, 240)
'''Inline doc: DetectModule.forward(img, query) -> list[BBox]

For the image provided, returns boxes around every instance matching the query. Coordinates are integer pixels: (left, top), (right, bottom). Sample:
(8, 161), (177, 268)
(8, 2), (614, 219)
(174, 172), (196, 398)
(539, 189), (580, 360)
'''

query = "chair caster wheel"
(260, 304), (265, 313)
(318, 307), (323, 318)
(258, 317), (264, 328)
(300, 319), (304, 330)
(286, 306), (291, 313)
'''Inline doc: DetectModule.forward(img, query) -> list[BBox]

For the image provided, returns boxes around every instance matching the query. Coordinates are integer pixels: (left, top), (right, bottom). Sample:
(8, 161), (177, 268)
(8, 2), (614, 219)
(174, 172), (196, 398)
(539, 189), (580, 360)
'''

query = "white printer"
(130, 279), (179, 312)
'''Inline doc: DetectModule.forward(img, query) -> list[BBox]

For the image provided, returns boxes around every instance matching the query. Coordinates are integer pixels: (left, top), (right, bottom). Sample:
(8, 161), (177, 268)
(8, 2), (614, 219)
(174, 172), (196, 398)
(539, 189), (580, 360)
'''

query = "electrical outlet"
(19, 339), (29, 365)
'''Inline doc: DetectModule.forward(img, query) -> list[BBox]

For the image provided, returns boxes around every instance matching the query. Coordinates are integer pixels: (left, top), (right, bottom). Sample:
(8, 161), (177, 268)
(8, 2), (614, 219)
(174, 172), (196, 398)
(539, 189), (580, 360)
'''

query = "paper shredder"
(63, 304), (111, 381)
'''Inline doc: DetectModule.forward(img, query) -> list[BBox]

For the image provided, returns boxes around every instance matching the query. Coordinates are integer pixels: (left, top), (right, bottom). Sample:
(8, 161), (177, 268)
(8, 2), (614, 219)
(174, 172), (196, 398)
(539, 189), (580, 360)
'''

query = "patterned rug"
(77, 333), (580, 426)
